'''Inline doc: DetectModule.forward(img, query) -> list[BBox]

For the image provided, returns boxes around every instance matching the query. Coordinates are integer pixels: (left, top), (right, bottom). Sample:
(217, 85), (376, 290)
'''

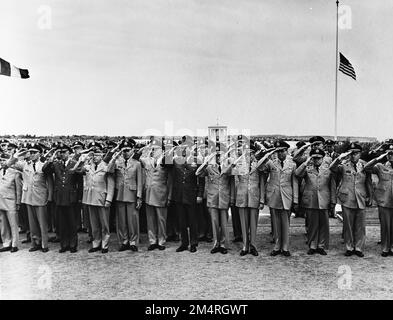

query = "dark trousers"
(74, 202), (82, 230)
(166, 202), (179, 237)
(378, 206), (393, 253)
(197, 199), (212, 240)
(18, 203), (30, 237)
(139, 202), (148, 234)
(342, 206), (365, 252)
(47, 201), (58, 237)
(230, 205), (242, 239)
(57, 205), (78, 249)
(176, 203), (198, 247)
(306, 209), (329, 249)
(82, 204), (92, 238)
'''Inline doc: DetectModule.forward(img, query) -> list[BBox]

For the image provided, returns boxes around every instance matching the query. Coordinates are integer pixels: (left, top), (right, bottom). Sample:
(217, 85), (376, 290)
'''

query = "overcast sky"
(0, 0), (392, 139)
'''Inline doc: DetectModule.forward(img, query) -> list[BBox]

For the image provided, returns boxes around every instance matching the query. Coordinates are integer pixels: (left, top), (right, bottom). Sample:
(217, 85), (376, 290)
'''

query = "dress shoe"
(22, 238), (31, 244)
(70, 247), (78, 253)
(316, 248), (327, 256)
(240, 249), (248, 256)
(270, 250), (281, 256)
(29, 246), (41, 252)
(210, 247), (220, 254)
(354, 250), (364, 258)
(249, 246), (259, 256)
(41, 247), (49, 253)
(282, 251), (291, 257)
(119, 244), (129, 252)
(88, 247), (101, 253)
(381, 251), (389, 257)
(10, 247), (18, 253)
(176, 245), (188, 252)
(130, 245), (138, 252)
(232, 237), (243, 243)
(389, 251), (393, 256)
(101, 248), (108, 254)
(0, 246), (11, 252)
(157, 245), (165, 251)
(147, 244), (158, 251)
(49, 236), (60, 243)
(59, 247), (69, 253)
(307, 248), (316, 255)
(190, 245), (197, 253)
(344, 250), (353, 256)
(220, 247), (228, 254)
(377, 240), (381, 244)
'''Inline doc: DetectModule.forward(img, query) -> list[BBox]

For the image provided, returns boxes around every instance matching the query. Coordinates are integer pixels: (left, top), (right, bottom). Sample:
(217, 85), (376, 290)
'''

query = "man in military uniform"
(0, 153), (22, 252)
(107, 139), (143, 251)
(260, 140), (298, 257)
(364, 143), (393, 256)
(42, 143), (79, 253)
(172, 136), (204, 253)
(295, 149), (336, 255)
(330, 142), (373, 257)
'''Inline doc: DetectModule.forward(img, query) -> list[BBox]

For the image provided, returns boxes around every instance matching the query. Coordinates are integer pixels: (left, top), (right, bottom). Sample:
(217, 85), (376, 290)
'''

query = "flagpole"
(334, 0), (339, 141)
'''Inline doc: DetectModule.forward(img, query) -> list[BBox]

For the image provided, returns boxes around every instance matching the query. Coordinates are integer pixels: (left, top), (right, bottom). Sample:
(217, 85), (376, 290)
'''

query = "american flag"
(339, 52), (356, 80)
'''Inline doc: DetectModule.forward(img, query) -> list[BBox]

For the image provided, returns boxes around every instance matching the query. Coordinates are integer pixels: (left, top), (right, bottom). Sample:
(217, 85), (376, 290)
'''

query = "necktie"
(94, 164), (98, 171)
(125, 159), (128, 167)
(280, 161), (284, 169)
(2, 168), (6, 175)
(33, 162), (36, 172)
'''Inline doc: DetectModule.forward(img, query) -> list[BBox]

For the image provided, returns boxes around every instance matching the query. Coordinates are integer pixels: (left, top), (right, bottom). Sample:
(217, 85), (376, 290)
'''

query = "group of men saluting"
(0, 134), (393, 258)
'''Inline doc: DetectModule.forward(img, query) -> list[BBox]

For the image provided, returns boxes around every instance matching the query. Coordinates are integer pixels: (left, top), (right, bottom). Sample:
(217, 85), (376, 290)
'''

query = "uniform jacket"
(365, 161), (393, 208)
(199, 162), (234, 210)
(0, 167), (22, 212)
(295, 161), (336, 209)
(260, 157), (299, 210)
(13, 160), (50, 207)
(140, 156), (172, 207)
(171, 156), (205, 205)
(82, 161), (115, 206)
(108, 157), (143, 203)
(42, 159), (79, 206)
(232, 155), (265, 209)
(330, 159), (372, 209)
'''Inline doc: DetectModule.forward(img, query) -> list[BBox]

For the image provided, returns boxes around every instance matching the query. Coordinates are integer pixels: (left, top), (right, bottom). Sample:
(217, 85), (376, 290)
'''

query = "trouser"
(0, 209), (19, 247)
(271, 209), (290, 251)
(139, 202), (147, 233)
(73, 202), (82, 230)
(116, 201), (139, 246)
(82, 204), (93, 238)
(238, 207), (259, 250)
(197, 199), (212, 239)
(342, 206), (366, 252)
(46, 201), (55, 232)
(176, 203), (198, 247)
(269, 207), (275, 240)
(57, 205), (78, 249)
(166, 202), (178, 237)
(306, 209), (329, 250)
(18, 203), (30, 238)
(209, 208), (229, 248)
(27, 205), (48, 249)
(89, 205), (110, 249)
(146, 205), (167, 246)
(378, 206), (393, 253)
(230, 205), (242, 239)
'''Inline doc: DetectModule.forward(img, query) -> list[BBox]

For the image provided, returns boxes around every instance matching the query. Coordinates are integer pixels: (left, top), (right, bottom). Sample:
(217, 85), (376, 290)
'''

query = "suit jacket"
(260, 158), (299, 210)
(42, 159), (79, 206)
(365, 162), (393, 208)
(13, 160), (49, 207)
(0, 167), (22, 211)
(330, 159), (372, 209)
(140, 157), (172, 207)
(232, 156), (265, 209)
(82, 161), (115, 206)
(295, 162), (336, 209)
(108, 157), (143, 203)
(199, 163), (234, 210)
(171, 156), (205, 205)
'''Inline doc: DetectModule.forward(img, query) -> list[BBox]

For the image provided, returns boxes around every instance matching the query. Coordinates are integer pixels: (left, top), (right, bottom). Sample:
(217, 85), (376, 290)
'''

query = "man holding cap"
(330, 142), (373, 257)
(42, 143), (79, 253)
(295, 148), (336, 255)
(0, 153), (22, 252)
(107, 138), (143, 252)
(364, 143), (393, 256)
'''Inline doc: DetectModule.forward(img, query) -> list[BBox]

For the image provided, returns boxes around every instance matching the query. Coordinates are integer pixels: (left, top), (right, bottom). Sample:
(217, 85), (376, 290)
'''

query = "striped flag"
(339, 52), (356, 80)
(0, 57), (29, 79)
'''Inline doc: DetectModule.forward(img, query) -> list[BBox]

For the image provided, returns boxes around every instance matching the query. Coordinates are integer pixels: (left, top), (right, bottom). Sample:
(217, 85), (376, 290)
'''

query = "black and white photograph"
(1, 0), (393, 306)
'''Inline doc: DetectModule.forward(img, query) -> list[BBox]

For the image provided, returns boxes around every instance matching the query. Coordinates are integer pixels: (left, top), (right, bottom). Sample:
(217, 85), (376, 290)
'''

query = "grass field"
(0, 212), (392, 300)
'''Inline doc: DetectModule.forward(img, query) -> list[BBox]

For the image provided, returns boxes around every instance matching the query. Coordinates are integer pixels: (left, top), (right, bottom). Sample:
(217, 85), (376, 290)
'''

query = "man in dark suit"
(172, 136), (205, 253)
(42, 143), (79, 253)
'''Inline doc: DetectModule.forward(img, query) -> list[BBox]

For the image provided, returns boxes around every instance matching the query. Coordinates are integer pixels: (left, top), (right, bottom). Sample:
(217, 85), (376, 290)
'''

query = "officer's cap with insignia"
(0, 153), (10, 160)
(88, 141), (103, 153)
(325, 139), (335, 146)
(72, 141), (84, 149)
(309, 136), (325, 144)
(56, 142), (72, 153)
(386, 144), (393, 154)
(310, 148), (325, 158)
(215, 142), (228, 154)
(149, 137), (162, 149)
(348, 142), (362, 153)
(7, 142), (18, 149)
(273, 139), (290, 151)
(120, 138), (136, 151)
(28, 143), (43, 153)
